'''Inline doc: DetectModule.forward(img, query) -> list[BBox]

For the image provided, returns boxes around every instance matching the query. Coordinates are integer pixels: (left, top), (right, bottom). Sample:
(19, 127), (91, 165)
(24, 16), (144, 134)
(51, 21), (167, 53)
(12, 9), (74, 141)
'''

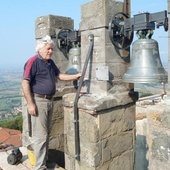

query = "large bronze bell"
(122, 38), (168, 83)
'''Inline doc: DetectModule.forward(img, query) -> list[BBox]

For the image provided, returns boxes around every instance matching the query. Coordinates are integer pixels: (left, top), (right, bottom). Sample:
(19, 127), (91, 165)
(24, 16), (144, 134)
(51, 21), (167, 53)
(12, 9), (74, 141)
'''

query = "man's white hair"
(35, 35), (54, 52)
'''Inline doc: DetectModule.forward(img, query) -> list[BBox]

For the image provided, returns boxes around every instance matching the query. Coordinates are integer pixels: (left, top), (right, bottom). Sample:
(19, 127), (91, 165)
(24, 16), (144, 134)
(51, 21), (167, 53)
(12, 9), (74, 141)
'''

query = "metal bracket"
(56, 28), (81, 59)
(109, 10), (168, 49)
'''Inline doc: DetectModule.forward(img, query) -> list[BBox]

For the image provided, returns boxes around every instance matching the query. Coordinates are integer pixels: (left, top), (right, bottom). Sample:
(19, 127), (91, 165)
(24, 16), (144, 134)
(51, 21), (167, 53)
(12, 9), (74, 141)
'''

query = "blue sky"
(0, 0), (168, 69)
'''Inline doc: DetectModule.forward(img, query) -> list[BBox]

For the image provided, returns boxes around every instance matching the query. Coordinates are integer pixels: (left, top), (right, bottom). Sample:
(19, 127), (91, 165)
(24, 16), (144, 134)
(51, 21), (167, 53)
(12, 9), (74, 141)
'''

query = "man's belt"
(33, 93), (53, 100)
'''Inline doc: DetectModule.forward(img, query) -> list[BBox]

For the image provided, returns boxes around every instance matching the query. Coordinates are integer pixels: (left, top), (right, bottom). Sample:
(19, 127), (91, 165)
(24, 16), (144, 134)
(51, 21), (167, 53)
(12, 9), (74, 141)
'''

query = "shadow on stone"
(135, 134), (149, 170)
(48, 149), (65, 168)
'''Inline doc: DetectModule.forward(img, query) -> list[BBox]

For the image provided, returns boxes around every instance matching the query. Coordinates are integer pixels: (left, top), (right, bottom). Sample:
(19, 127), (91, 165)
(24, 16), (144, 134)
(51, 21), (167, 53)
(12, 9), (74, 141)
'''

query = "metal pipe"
(28, 112), (32, 137)
(123, 0), (131, 17)
(73, 34), (94, 161)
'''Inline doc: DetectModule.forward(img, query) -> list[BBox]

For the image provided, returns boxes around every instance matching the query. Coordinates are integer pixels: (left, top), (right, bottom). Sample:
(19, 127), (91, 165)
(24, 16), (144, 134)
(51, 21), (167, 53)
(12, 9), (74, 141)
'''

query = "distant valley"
(0, 67), (23, 121)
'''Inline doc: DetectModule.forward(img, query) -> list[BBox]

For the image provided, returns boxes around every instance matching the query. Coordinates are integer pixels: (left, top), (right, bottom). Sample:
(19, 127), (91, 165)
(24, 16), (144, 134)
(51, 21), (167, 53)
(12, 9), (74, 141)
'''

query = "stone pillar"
(63, 0), (137, 169)
(79, 0), (131, 95)
(64, 92), (137, 170)
(35, 15), (74, 76)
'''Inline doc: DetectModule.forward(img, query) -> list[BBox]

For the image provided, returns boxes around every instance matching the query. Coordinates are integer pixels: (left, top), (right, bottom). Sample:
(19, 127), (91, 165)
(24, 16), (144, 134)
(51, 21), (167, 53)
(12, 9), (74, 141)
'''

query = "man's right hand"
(27, 102), (37, 116)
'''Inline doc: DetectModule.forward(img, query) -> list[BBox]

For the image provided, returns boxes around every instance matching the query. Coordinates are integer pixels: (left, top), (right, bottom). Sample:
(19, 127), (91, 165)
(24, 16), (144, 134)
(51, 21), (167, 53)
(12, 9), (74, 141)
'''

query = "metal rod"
(123, 0), (131, 17)
(73, 34), (94, 161)
(28, 113), (32, 137)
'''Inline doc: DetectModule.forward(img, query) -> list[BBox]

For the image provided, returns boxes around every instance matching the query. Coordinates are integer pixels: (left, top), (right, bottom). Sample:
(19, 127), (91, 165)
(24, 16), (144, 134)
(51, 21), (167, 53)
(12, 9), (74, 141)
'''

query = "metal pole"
(123, 0), (131, 17)
(73, 34), (94, 161)
(28, 113), (32, 137)
(168, 0), (170, 85)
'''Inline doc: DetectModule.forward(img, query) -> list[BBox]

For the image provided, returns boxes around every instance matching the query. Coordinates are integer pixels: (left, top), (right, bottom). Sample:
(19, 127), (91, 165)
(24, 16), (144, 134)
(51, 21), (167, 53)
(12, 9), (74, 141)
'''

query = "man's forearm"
(22, 79), (34, 104)
(58, 73), (81, 81)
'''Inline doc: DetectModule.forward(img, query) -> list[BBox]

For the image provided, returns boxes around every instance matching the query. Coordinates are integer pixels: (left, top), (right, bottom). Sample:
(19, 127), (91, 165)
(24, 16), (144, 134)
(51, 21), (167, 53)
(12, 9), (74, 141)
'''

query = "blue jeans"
(31, 97), (53, 170)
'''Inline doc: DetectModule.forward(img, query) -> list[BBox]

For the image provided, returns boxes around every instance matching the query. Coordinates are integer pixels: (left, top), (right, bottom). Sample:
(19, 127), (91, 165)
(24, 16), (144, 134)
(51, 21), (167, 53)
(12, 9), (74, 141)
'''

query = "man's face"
(39, 43), (54, 61)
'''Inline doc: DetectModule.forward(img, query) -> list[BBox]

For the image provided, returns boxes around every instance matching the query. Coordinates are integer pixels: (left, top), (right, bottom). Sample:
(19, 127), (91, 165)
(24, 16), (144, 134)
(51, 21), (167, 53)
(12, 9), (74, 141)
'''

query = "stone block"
(65, 134), (75, 156)
(80, 0), (123, 30)
(123, 105), (136, 131)
(78, 142), (102, 167)
(107, 62), (127, 81)
(109, 150), (134, 170)
(105, 45), (130, 63)
(79, 109), (100, 143)
(65, 154), (76, 170)
(35, 15), (74, 39)
(75, 162), (96, 170)
(102, 132), (133, 161)
(98, 105), (136, 141)
(80, 29), (128, 85)
(52, 100), (63, 118)
(99, 108), (125, 139)
(50, 118), (64, 136)
(64, 107), (75, 135)
(49, 134), (64, 151)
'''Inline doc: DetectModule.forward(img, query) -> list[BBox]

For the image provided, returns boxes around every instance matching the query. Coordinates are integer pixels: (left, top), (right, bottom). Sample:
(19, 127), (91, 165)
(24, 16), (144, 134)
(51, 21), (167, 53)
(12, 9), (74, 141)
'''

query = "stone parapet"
(136, 98), (170, 170)
(147, 103), (170, 170)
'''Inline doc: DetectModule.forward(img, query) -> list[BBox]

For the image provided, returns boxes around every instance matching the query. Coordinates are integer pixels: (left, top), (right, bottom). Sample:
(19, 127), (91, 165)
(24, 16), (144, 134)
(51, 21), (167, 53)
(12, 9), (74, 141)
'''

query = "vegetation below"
(0, 67), (23, 132)
(0, 114), (23, 132)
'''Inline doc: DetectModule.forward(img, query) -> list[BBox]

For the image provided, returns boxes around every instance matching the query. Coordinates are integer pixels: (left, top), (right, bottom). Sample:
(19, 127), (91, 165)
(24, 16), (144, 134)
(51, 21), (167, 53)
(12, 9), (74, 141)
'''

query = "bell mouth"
(122, 72), (168, 84)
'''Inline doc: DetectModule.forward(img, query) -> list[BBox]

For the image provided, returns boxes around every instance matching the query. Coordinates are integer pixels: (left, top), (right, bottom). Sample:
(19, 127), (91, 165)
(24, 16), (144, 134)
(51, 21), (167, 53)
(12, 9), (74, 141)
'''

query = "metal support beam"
(123, 0), (131, 17)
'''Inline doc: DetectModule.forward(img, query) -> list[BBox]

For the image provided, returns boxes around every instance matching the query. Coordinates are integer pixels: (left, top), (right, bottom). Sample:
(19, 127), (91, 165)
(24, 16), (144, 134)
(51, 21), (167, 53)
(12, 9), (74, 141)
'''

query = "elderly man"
(22, 35), (81, 170)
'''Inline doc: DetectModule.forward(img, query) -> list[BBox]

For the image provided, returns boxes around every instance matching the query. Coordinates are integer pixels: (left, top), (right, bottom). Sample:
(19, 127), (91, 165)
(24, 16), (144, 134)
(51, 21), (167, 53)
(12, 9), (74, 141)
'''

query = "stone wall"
(136, 97), (170, 170)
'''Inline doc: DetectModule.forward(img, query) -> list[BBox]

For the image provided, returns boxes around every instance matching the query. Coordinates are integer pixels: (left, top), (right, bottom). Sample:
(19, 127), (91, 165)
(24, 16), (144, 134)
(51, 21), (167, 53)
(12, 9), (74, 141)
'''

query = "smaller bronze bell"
(66, 46), (81, 74)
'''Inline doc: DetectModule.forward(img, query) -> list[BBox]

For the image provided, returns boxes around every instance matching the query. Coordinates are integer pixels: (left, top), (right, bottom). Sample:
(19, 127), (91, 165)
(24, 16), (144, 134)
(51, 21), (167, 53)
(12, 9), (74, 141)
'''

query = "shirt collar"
(37, 53), (51, 63)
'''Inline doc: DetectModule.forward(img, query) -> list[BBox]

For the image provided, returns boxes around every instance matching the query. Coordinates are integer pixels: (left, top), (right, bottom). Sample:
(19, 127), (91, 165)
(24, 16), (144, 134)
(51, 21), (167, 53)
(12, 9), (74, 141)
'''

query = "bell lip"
(122, 77), (168, 84)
